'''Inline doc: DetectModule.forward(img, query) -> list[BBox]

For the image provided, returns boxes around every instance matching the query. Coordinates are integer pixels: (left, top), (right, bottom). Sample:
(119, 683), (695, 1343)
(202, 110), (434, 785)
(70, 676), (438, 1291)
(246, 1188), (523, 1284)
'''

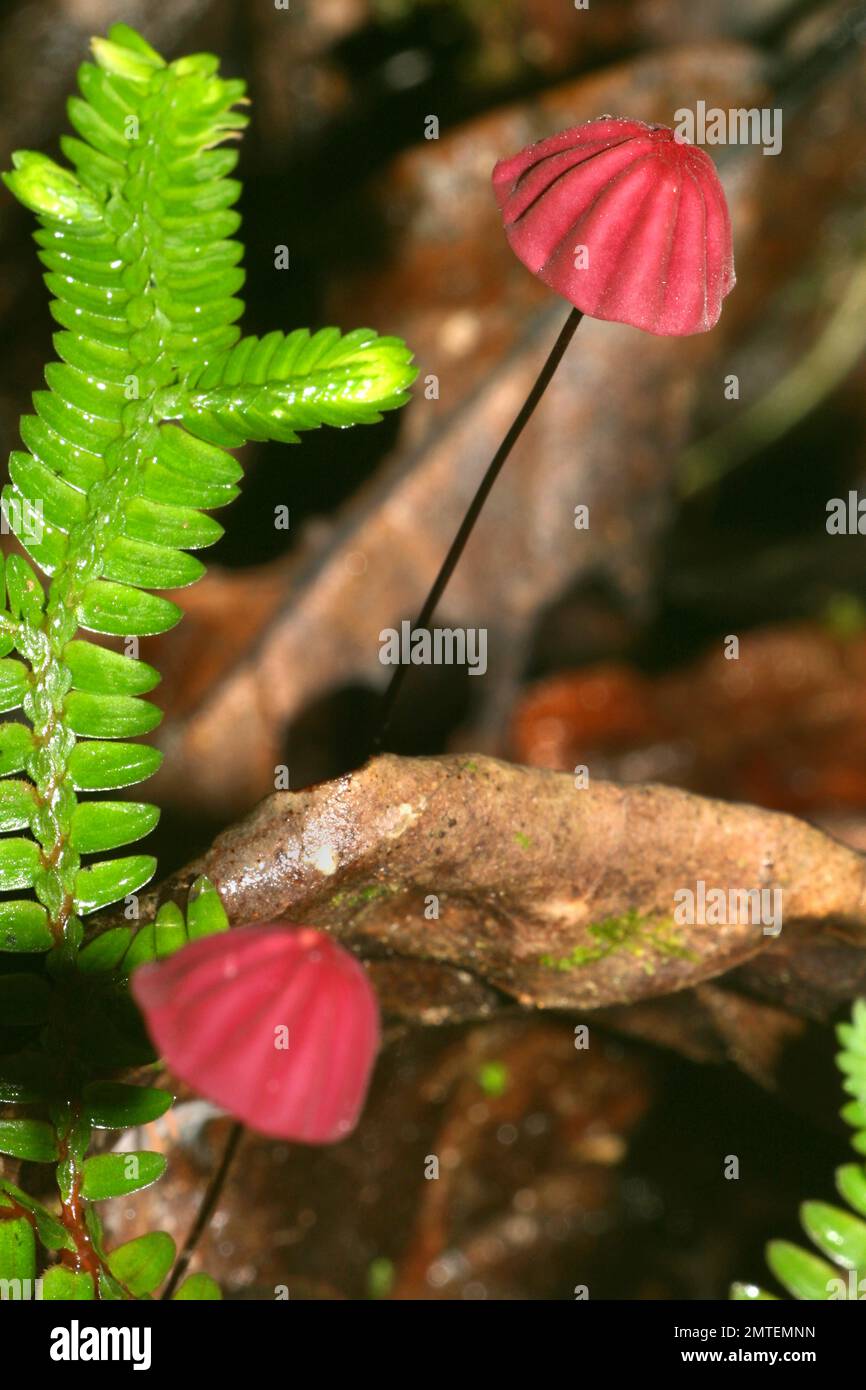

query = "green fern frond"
(177, 327), (417, 444)
(77, 873), (229, 974)
(0, 19), (416, 1303)
(0, 23), (416, 955)
(731, 999), (866, 1301)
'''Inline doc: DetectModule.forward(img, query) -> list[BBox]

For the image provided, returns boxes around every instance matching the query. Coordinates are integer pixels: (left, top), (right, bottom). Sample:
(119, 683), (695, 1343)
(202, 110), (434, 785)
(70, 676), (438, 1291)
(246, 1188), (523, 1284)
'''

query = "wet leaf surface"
(126, 752), (866, 1021)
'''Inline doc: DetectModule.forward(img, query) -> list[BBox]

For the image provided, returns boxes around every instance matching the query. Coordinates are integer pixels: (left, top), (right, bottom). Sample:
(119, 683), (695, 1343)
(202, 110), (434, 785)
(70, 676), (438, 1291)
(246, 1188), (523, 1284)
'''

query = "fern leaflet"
(732, 998), (866, 1300)
(0, 22), (416, 960)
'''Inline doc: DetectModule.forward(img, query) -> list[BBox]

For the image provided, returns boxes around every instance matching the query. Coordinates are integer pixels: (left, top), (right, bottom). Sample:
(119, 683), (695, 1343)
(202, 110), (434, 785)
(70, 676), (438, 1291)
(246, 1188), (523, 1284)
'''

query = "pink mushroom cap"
(131, 923), (380, 1144)
(493, 116), (735, 336)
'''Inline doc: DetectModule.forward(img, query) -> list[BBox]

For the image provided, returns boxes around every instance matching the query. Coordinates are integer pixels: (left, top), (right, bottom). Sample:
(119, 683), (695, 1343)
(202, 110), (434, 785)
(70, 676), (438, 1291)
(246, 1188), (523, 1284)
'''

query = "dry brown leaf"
(129, 753), (866, 1015)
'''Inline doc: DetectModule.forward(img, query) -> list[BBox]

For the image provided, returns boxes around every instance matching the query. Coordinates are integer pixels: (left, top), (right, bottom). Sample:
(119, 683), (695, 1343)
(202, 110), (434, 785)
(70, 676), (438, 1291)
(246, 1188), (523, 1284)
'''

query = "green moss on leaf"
(539, 909), (696, 975)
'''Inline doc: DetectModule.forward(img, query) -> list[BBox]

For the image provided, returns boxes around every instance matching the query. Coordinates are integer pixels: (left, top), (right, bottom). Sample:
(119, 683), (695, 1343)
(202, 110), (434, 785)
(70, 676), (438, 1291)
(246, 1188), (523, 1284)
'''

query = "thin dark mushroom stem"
(162, 1121), (244, 1300)
(373, 305), (584, 750)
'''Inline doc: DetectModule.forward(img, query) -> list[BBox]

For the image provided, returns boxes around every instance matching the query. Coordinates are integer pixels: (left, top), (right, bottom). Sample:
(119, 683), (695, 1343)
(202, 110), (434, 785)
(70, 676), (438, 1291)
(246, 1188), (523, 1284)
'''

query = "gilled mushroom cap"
(493, 116), (735, 336)
(132, 923), (380, 1144)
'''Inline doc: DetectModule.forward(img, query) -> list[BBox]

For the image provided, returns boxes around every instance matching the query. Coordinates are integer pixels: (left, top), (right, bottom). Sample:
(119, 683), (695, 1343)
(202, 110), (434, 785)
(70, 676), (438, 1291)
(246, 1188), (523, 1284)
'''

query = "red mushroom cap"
(492, 116), (735, 336)
(131, 924), (380, 1144)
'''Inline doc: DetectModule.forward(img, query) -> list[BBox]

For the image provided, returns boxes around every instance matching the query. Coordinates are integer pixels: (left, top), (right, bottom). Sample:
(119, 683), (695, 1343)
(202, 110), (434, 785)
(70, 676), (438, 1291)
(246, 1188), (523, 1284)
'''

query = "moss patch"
(330, 884), (394, 911)
(540, 909), (697, 975)
(477, 1061), (509, 1097)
